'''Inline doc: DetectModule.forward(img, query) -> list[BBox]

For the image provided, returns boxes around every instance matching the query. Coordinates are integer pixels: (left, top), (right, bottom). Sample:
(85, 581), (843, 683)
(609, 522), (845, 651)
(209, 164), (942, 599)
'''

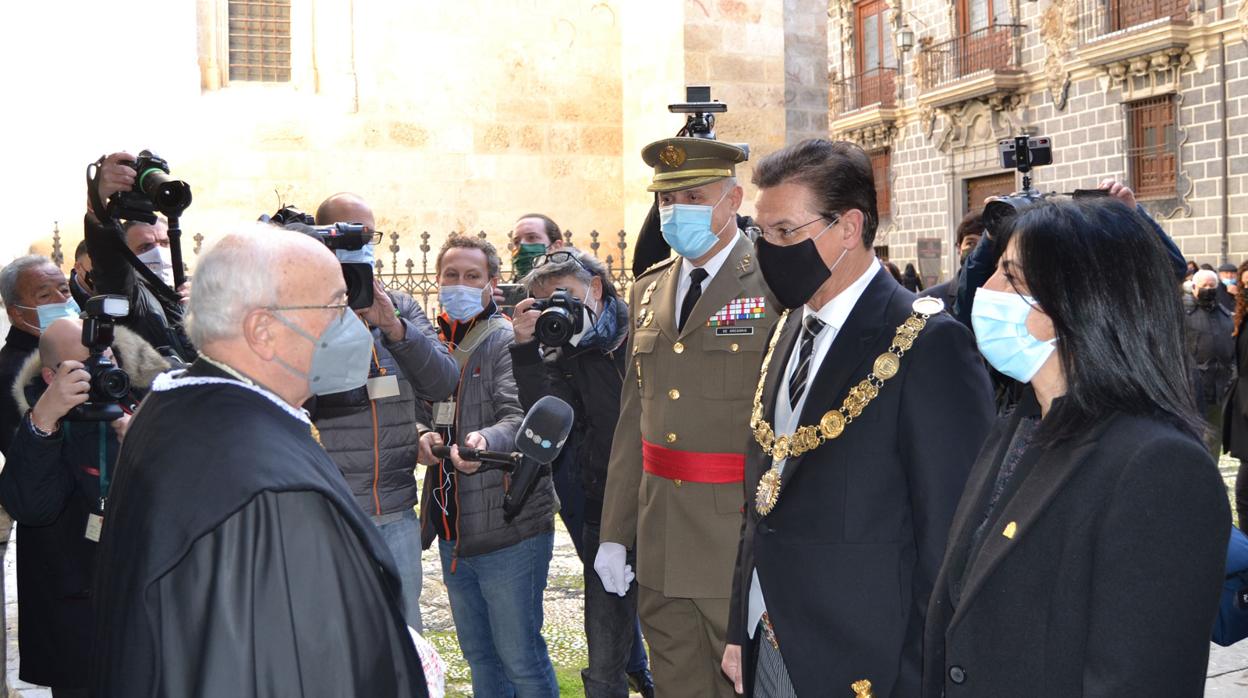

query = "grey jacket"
(418, 317), (555, 559)
(314, 292), (459, 517)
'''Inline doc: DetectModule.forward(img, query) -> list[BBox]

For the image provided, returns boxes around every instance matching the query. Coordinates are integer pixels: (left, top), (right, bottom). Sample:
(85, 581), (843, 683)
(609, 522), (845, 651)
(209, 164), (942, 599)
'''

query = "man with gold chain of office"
(719, 139), (995, 697)
(594, 135), (779, 697)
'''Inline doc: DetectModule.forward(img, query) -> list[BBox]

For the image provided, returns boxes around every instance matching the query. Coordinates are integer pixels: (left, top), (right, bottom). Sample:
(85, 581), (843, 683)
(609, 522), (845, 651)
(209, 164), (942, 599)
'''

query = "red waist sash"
(642, 440), (745, 483)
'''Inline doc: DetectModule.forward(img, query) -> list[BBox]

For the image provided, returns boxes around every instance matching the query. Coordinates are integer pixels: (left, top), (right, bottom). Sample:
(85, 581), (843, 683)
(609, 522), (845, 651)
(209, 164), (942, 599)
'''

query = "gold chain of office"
(749, 306), (936, 515)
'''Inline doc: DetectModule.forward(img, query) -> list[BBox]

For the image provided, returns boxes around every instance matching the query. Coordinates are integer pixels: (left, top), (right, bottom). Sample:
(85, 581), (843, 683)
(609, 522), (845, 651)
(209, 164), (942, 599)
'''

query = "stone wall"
(828, 0), (1248, 279)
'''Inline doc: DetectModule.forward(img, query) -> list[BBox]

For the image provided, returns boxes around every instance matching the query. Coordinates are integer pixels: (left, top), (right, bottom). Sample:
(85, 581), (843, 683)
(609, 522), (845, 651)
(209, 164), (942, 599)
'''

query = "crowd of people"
(0, 132), (1236, 698)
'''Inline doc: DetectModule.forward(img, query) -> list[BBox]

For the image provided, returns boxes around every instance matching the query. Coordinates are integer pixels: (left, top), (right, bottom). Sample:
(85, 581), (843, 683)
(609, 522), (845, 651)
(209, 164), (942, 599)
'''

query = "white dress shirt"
(747, 259), (881, 639)
(674, 234), (739, 326)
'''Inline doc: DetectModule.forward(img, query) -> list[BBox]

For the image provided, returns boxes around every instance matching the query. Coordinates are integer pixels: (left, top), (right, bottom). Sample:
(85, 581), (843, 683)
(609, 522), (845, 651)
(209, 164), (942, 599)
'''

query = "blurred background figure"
(1183, 269), (1234, 457)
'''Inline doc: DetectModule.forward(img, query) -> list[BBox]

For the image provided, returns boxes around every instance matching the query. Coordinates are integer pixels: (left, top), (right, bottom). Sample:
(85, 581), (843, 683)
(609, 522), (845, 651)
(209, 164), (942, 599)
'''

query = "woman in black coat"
(923, 197), (1230, 697)
(1224, 260), (1248, 525)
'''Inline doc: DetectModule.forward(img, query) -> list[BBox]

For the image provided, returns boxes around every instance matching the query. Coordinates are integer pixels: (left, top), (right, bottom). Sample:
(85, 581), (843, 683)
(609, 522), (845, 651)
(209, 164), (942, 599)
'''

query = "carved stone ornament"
(1240, 0), (1248, 43)
(1101, 47), (1192, 100)
(1038, 0), (1079, 110)
(844, 123), (900, 151)
(937, 96), (1024, 154)
(912, 37), (937, 139)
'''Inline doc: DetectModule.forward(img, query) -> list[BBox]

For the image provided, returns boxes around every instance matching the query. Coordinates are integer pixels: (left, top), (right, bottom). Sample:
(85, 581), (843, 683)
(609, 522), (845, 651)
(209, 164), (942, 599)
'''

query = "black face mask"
(1197, 287), (1217, 306)
(756, 237), (832, 310)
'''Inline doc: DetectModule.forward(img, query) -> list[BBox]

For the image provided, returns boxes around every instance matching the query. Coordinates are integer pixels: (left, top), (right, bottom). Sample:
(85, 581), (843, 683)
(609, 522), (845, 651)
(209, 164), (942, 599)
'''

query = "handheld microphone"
(504, 396), (575, 521)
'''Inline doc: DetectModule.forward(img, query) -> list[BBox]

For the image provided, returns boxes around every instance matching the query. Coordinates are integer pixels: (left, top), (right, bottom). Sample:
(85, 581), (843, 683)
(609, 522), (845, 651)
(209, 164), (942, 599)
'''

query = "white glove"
(594, 541), (635, 597)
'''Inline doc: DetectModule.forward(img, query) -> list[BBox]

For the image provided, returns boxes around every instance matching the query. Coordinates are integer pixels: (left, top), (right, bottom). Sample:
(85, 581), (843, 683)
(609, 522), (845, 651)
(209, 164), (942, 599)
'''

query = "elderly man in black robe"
(90, 224), (428, 697)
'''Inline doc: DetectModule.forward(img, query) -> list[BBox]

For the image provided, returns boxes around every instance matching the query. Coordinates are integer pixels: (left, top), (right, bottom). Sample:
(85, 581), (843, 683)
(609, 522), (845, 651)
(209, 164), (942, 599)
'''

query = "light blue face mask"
(335, 244), (376, 267)
(440, 284), (487, 322)
(971, 286), (1057, 384)
(659, 186), (732, 259)
(17, 298), (82, 333)
(272, 306), (374, 395)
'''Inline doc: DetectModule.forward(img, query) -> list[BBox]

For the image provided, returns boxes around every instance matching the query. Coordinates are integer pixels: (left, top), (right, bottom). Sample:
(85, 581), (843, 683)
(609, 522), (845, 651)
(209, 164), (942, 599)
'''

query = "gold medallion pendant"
(755, 467), (782, 515)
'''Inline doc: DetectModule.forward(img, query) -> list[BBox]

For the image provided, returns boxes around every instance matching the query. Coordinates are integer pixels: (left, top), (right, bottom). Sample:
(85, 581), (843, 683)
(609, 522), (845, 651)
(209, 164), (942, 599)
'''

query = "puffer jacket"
(418, 317), (554, 559)
(314, 292), (459, 517)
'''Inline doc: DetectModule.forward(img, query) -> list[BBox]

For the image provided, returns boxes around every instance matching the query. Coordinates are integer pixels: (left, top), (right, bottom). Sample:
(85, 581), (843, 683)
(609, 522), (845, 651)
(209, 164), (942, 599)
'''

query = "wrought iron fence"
(1079, 0), (1187, 43)
(48, 224), (637, 318)
(371, 228), (636, 316)
(917, 24), (1024, 89)
(830, 68), (898, 115)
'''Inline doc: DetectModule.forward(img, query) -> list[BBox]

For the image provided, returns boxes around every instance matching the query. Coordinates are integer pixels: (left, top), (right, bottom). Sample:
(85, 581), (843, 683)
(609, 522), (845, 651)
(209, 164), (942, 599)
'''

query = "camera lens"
(536, 307), (574, 346)
(96, 367), (131, 400)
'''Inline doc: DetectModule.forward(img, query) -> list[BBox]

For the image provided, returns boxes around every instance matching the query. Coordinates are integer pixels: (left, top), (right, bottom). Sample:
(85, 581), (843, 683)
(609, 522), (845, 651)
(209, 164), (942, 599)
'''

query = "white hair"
(1193, 269), (1219, 288)
(185, 223), (294, 346)
(0, 255), (55, 307)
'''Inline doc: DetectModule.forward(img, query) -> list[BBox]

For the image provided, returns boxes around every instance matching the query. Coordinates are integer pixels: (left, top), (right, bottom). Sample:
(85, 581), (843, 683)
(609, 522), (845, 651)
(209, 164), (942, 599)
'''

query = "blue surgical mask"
(17, 298), (82, 333)
(335, 244), (376, 267)
(1223, 278), (1235, 288)
(659, 187), (732, 259)
(440, 284), (487, 322)
(971, 287), (1057, 384)
(272, 306), (374, 395)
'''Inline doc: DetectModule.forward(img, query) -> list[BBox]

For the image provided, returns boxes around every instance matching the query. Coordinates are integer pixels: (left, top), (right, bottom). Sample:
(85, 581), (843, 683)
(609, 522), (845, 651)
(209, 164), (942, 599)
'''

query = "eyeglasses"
(758, 213), (840, 243)
(266, 301), (351, 313)
(533, 250), (592, 273)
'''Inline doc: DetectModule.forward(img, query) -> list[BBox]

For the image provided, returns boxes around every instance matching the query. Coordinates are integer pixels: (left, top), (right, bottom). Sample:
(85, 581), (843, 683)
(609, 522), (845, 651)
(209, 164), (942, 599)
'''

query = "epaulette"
(637, 256), (677, 279)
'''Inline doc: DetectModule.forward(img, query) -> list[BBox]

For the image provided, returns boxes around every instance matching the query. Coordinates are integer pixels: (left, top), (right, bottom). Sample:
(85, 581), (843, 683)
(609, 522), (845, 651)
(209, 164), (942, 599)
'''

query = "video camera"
(982, 135), (1115, 239)
(261, 205), (381, 310)
(67, 295), (133, 422)
(669, 85), (751, 159)
(531, 289), (584, 346)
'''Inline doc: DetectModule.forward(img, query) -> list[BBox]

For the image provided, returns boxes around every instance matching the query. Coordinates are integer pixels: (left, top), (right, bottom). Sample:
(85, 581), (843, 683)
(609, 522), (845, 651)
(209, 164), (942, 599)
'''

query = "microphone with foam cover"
(505, 396), (575, 521)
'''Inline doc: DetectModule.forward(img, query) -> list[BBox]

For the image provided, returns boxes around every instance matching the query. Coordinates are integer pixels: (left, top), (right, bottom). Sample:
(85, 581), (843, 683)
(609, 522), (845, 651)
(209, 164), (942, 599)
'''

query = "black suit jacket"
(728, 267), (994, 697)
(923, 391), (1229, 697)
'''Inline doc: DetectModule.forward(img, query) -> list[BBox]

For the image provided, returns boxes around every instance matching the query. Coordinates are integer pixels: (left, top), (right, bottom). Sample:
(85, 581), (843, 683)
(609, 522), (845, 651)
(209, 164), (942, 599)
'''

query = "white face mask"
(136, 246), (175, 287)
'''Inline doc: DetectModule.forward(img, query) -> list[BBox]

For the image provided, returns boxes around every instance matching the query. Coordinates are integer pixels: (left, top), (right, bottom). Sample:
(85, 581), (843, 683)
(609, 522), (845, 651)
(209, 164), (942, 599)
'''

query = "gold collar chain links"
(749, 298), (941, 514)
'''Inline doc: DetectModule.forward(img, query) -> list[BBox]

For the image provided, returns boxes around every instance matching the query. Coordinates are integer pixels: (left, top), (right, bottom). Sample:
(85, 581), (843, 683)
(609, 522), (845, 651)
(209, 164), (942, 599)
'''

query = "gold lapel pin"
(1003, 521), (1017, 539)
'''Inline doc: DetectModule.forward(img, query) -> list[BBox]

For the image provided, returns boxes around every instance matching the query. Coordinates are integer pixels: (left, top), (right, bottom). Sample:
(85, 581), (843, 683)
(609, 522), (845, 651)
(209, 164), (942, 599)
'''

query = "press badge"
(367, 374), (400, 400)
(85, 514), (103, 543)
(432, 400), (456, 427)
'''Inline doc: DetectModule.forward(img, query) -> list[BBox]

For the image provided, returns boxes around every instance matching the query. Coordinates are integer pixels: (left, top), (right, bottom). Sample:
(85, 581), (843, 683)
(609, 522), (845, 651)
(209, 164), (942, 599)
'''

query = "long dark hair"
(1234, 260), (1248, 335)
(1009, 198), (1202, 445)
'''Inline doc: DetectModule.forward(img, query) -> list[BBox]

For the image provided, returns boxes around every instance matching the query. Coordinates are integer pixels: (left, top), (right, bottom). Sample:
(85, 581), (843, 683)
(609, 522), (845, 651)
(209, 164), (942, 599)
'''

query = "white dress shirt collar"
(804, 259), (881, 332)
(679, 232), (739, 286)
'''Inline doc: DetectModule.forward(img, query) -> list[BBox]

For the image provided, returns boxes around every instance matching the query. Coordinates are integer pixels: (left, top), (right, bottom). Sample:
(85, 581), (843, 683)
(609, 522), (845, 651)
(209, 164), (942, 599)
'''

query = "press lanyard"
(64, 422), (110, 513)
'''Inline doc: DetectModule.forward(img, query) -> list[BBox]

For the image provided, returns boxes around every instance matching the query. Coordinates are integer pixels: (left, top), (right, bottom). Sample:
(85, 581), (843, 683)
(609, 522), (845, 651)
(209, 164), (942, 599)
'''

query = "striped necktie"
(788, 314), (826, 410)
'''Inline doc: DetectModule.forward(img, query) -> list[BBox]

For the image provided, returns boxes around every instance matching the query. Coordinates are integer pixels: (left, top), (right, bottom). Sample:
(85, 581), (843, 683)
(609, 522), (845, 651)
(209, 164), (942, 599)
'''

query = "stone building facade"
(6, 0), (828, 272)
(827, 0), (1248, 281)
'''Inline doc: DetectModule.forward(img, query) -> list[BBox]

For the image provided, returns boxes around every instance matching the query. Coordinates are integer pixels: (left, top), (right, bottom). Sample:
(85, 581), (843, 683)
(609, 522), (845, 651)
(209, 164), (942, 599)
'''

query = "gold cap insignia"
(1003, 521), (1017, 539)
(659, 144), (686, 168)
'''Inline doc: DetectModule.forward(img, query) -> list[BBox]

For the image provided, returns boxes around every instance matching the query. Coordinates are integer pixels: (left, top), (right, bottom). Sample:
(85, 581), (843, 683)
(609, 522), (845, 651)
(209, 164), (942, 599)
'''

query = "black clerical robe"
(90, 360), (427, 697)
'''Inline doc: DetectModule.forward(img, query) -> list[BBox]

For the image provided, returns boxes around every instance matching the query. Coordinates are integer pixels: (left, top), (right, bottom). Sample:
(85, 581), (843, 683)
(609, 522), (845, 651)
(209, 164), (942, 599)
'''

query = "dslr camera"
(67, 295), (133, 422)
(531, 289), (584, 346)
(262, 206), (379, 309)
(108, 150), (194, 224)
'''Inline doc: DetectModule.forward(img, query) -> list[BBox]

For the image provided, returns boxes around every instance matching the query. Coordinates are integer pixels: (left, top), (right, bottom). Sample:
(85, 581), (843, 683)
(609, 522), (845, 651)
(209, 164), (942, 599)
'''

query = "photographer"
(510, 249), (653, 698)
(309, 192), (459, 631)
(84, 151), (195, 362)
(0, 316), (169, 697)
(955, 179), (1186, 330)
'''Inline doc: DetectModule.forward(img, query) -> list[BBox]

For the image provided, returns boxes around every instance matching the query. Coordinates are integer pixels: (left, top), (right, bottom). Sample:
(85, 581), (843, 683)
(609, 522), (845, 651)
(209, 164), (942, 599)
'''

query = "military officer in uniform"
(594, 137), (778, 698)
